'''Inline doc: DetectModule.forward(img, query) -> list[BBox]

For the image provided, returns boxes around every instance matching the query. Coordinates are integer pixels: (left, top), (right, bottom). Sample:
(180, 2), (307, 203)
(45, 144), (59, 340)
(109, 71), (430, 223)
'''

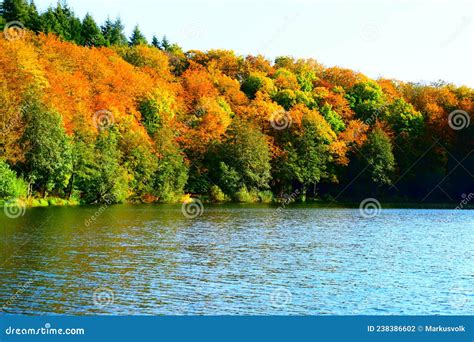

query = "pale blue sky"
(35, 0), (473, 86)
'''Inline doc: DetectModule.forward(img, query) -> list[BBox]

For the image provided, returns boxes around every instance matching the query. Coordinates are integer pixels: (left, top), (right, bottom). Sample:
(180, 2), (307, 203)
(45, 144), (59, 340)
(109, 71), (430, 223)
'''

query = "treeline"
(0, 0), (175, 49)
(0, 0), (472, 205)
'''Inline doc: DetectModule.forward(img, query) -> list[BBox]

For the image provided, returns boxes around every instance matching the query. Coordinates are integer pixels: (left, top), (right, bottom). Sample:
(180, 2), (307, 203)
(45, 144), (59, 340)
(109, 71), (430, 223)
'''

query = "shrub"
(30, 198), (49, 207)
(0, 159), (27, 199)
(258, 190), (273, 203)
(157, 187), (183, 203)
(47, 197), (69, 206)
(234, 186), (258, 203)
(209, 185), (229, 202)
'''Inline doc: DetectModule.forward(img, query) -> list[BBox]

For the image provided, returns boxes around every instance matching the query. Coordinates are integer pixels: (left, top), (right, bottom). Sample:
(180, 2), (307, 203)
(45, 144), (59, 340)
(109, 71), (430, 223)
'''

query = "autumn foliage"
(0, 28), (472, 204)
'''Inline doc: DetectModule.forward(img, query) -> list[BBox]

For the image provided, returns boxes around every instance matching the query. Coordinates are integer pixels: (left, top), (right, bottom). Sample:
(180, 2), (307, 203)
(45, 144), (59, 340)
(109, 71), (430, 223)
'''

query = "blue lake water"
(1, 204), (473, 315)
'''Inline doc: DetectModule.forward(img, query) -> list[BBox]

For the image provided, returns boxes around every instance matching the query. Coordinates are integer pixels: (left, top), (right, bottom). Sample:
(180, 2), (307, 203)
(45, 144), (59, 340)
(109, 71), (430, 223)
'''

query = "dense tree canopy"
(0, 1), (472, 204)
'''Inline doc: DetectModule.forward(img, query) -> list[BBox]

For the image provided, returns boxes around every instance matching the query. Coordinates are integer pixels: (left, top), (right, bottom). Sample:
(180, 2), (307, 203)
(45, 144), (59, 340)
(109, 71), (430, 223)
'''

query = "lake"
(1, 204), (473, 315)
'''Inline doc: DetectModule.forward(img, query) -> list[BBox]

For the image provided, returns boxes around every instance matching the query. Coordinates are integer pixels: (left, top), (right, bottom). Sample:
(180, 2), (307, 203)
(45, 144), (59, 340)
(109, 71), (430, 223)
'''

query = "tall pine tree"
(81, 13), (105, 46)
(1, 0), (30, 23)
(151, 35), (161, 49)
(161, 35), (170, 50)
(129, 24), (147, 46)
(1, 0), (39, 30)
(101, 17), (127, 46)
(39, 2), (82, 44)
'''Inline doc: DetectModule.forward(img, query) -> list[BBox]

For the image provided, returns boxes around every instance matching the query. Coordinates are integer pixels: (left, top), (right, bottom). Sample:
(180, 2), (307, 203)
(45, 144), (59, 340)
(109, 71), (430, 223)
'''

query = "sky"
(34, 0), (474, 86)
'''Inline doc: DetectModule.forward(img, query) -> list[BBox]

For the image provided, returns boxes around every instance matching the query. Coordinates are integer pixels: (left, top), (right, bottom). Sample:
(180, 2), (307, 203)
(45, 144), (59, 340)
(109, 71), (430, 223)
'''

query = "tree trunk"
(66, 174), (74, 200)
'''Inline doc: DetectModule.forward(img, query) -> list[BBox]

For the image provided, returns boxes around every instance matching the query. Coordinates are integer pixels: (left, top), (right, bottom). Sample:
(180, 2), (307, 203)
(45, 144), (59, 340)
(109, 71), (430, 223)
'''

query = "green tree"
(39, 2), (82, 44)
(273, 89), (297, 110)
(76, 128), (128, 203)
(1, 0), (30, 23)
(68, 126), (94, 200)
(138, 97), (162, 136)
(274, 115), (335, 195)
(320, 104), (345, 133)
(1, 0), (40, 31)
(241, 73), (264, 99)
(118, 123), (158, 201)
(360, 127), (396, 187)
(385, 98), (424, 136)
(346, 81), (386, 122)
(215, 161), (241, 195)
(38, 7), (59, 35)
(151, 35), (161, 49)
(20, 99), (73, 197)
(153, 126), (188, 202)
(101, 17), (127, 46)
(161, 35), (170, 50)
(218, 119), (271, 192)
(295, 67), (316, 92)
(0, 159), (26, 199)
(129, 24), (147, 46)
(26, 0), (40, 31)
(81, 13), (105, 46)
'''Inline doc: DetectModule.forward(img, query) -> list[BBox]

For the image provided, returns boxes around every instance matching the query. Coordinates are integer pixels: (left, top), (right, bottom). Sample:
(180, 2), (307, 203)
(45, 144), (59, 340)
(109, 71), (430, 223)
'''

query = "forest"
(0, 0), (473, 206)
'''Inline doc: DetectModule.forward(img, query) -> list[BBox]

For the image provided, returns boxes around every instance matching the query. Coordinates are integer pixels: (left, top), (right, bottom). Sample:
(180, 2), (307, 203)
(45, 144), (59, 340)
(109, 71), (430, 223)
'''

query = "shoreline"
(1, 197), (472, 210)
